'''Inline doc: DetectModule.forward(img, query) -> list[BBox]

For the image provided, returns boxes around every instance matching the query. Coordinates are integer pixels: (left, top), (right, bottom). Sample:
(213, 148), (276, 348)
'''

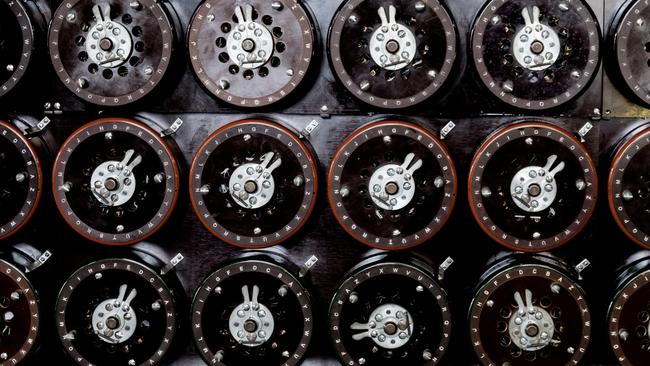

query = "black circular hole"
(524, 352), (536, 362)
(221, 22), (231, 33)
(496, 320), (508, 333)
(134, 41), (145, 52)
(510, 346), (522, 358)
(81, 22), (90, 32)
(270, 56), (281, 67)
(132, 26), (143, 38)
(276, 42), (286, 53)
(229, 64), (239, 74)
(262, 15), (273, 25)
(539, 296), (552, 308)
(243, 69), (254, 80)
(78, 51), (89, 62)
(129, 56), (141, 67)
(218, 52), (230, 63)
(88, 63), (99, 74)
(363, 198), (373, 209)
(360, 54), (370, 64)
(272, 26), (282, 38)
(75, 35), (86, 46)
(122, 14), (133, 25)
(550, 307), (562, 318)
(102, 68), (113, 80)
(117, 66), (128, 77)
(216, 37), (227, 48)
(259, 67), (268, 77)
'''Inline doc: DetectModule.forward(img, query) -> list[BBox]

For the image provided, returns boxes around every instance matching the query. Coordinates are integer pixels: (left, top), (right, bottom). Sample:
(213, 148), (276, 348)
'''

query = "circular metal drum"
(468, 121), (597, 251)
(48, 0), (177, 106)
(191, 253), (313, 365)
(188, 0), (317, 108)
(609, 125), (650, 249)
(469, 254), (591, 366)
(0, 0), (39, 97)
(190, 119), (318, 248)
(328, 120), (457, 250)
(0, 120), (43, 241)
(55, 258), (179, 366)
(52, 118), (180, 245)
(328, 0), (458, 109)
(329, 253), (452, 365)
(0, 258), (40, 365)
(471, 0), (600, 110)
(610, 0), (650, 106)
(608, 252), (650, 365)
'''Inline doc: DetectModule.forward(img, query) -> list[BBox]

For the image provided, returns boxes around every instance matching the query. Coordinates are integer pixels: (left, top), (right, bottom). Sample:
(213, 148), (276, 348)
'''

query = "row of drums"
(1, 244), (649, 365)
(1, 116), (649, 252)
(2, 0), (650, 110)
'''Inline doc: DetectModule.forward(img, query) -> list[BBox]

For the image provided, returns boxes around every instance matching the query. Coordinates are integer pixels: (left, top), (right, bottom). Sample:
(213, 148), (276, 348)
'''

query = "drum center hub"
(508, 289), (555, 352)
(369, 5), (417, 71)
(350, 303), (414, 349)
(368, 152), (423, 211)
(91, 283), (138, 344)
(510, 154), (565, 213)
(512, 6), (561, 71)
(228, 285), (275, 347)
(229, 151), (281, 210)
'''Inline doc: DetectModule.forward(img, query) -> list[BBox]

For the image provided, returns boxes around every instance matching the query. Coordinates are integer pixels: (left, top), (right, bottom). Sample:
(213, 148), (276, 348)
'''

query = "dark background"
(1, 0), (648, 365)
